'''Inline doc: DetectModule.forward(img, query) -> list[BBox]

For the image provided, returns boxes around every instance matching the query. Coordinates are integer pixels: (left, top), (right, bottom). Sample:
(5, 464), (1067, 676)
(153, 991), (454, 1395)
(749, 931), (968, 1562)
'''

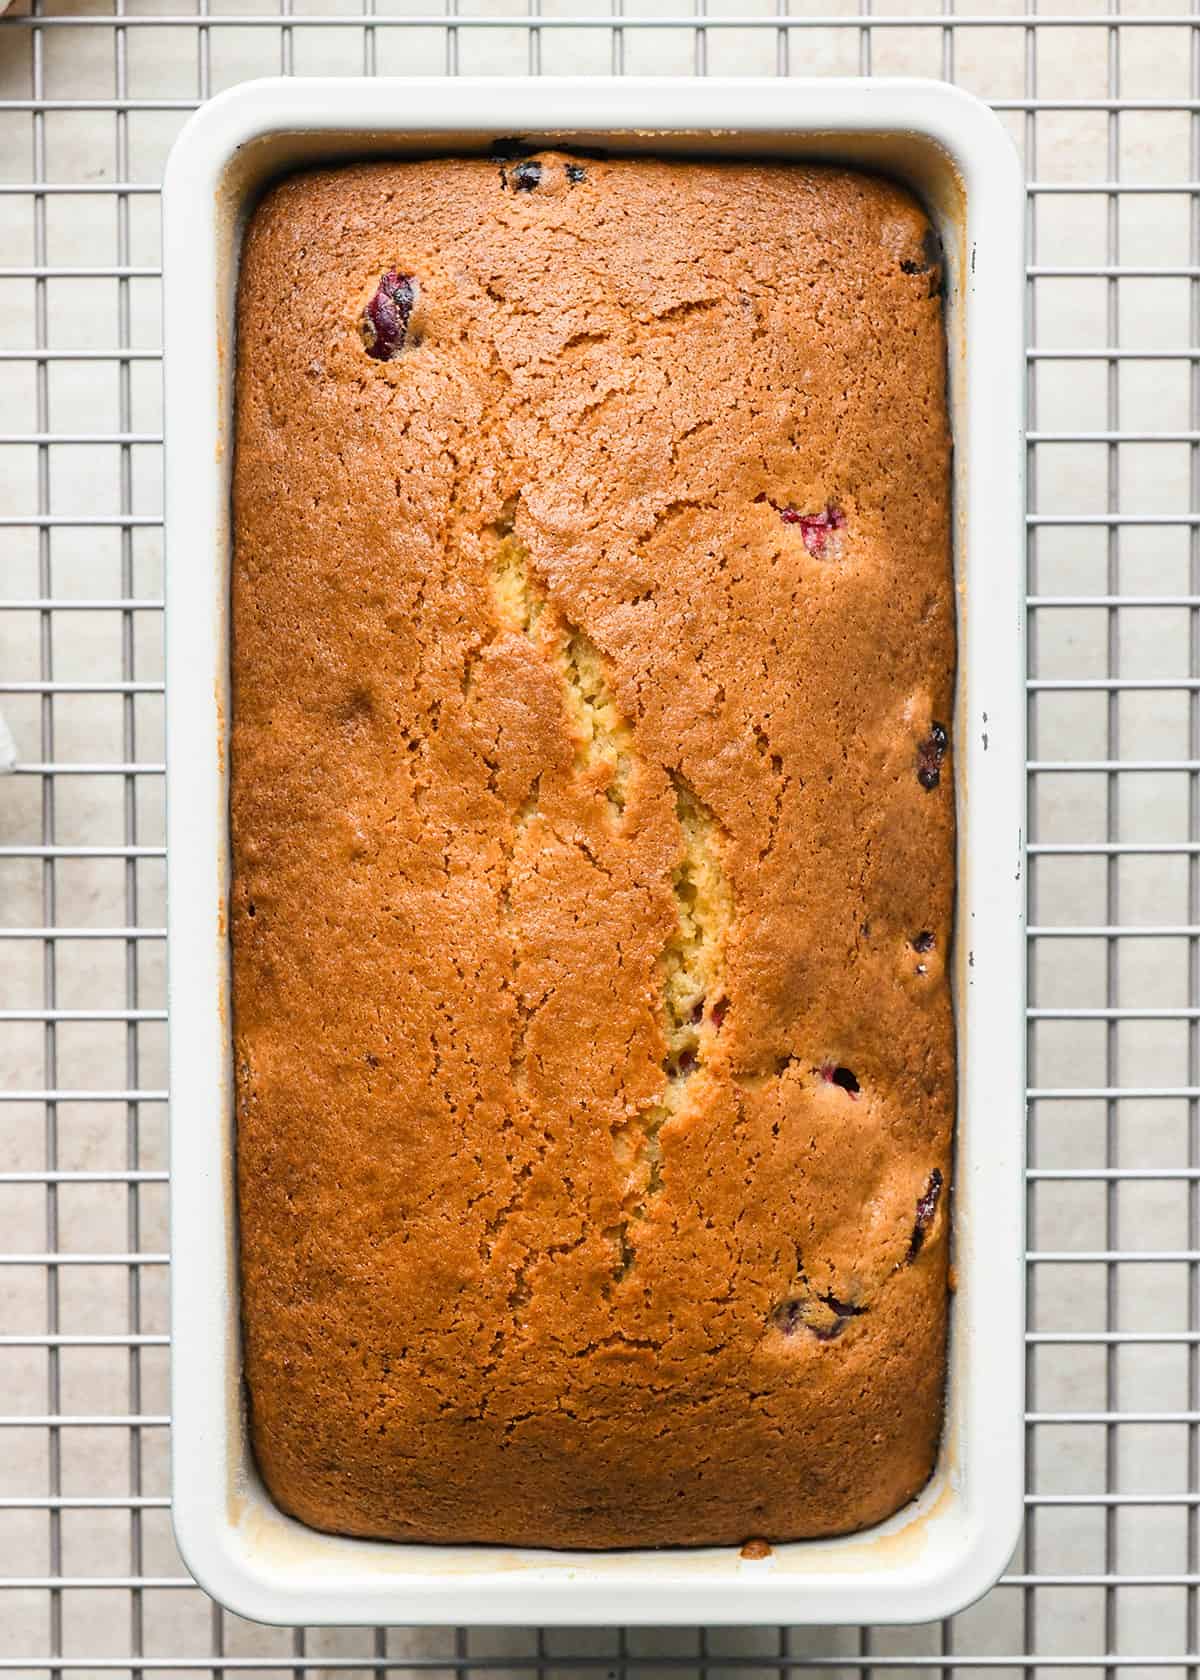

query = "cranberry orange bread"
(231, 152), (954, 1548)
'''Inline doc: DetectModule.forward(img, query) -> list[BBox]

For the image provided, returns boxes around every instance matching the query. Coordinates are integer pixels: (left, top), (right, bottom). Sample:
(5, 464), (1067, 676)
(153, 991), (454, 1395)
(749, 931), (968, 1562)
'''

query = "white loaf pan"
(163, 75), (1026, 1628)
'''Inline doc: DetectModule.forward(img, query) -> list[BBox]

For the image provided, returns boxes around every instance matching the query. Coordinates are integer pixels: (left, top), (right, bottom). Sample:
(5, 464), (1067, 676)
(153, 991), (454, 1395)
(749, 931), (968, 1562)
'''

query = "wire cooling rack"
(1, 0), (1198, 1669)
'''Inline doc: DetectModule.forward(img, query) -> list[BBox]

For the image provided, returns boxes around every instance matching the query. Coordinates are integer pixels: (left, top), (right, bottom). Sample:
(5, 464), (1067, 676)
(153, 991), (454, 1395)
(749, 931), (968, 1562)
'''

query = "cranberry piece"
(820, 1290), (864, 1317)
(819, 1063), (860, 1097)
(362, 270), (416, 362)
(511, 160), (543, 192)
(690, 999), (705, 1025)
(908, 1167), (944, 1260)
(912, 930), (935, 953)
(771, 1291), (864, 1340)
(917, 722), (948, 790)
(771, 1299), (804, 1335)
(671, 1047), (696, 1077)
(778, 503), (846, 557)
(812, 1295), (866, 1340)
(566, 162), (587, 184)
(711, 995), (729, 1030)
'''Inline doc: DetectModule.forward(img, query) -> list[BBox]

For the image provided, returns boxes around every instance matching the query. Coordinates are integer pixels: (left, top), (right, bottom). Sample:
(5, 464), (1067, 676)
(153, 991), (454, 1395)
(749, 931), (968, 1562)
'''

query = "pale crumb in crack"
(610, 774), (732, 1279)
(463, 513), (528, 695)
(604, 1221), (636, 1279)
(610, 1121), (639, 1170)
(662, 778), (733, 1062)
(492, 534), (544, 635)
(516, 775), (541, 834)
(560, 630), (633, 818)
(491, 535), (633, 818)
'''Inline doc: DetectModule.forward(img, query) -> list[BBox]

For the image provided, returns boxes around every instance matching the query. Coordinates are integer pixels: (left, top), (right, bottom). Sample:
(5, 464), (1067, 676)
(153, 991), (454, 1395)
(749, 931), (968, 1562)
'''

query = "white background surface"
(0, 0), (1196, 1669)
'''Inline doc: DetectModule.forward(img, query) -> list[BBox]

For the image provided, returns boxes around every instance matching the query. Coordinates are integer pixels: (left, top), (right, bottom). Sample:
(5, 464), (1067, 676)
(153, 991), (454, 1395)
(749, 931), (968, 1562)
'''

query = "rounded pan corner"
(162, 76), (295, 192)
(847, 79), (1025, 247)
(916, 1493), (1024, 1626)
(169, 1481), (373, 1629)
(887, 76), (1022, 154)
(169, 1485), (278, 1627)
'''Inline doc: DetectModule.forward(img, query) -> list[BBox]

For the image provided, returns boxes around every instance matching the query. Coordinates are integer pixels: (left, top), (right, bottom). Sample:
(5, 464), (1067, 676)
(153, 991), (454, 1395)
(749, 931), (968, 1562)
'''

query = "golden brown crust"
(231, 153), (955, 1549)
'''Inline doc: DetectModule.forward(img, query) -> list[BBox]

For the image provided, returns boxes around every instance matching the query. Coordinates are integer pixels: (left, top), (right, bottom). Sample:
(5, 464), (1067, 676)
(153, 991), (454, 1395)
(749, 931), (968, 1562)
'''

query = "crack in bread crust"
(610, 775), (732, 1276)
(560, 630), (632, 819)
(492, 534), (632, 817)
(488, 536), (732, 1278)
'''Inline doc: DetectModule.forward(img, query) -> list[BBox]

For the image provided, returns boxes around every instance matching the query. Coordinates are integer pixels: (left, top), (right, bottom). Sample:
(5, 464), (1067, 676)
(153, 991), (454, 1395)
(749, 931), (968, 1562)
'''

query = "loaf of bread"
(231, 152), (954, 1549)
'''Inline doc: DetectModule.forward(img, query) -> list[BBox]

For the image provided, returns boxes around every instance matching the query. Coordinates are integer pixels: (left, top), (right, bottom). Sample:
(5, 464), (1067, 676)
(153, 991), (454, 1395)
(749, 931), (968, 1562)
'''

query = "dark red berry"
(771, 1299), (805, 1335)
(819, 1062), (860, 1097)
(690, 999), (705, 1025)
(566, 162), (587, 184)
(778, 503), (846, 557)
(917, 722), (948, 790)
(815, 1290), (865, 1337)
(772, 1291), (864, 1340)
(711, 995), (729, 1030)
(912, 931), (935, 954)
(362, 270), (416, 362)
(511, 160), (543, 192)
(818, 1290), (865, 1320)
(908, 1167), (944, 1261)
(672, 1047), (696, 1076)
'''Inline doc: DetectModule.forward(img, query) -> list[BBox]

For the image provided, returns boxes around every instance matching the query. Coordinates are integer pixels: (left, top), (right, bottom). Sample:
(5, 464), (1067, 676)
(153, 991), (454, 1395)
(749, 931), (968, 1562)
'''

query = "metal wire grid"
(0, 0), (1196, 1670)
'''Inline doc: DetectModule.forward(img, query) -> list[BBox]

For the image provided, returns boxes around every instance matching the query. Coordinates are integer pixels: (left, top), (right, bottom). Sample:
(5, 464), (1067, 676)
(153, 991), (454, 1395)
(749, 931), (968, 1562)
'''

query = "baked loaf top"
(232, 152), (955, 1549)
